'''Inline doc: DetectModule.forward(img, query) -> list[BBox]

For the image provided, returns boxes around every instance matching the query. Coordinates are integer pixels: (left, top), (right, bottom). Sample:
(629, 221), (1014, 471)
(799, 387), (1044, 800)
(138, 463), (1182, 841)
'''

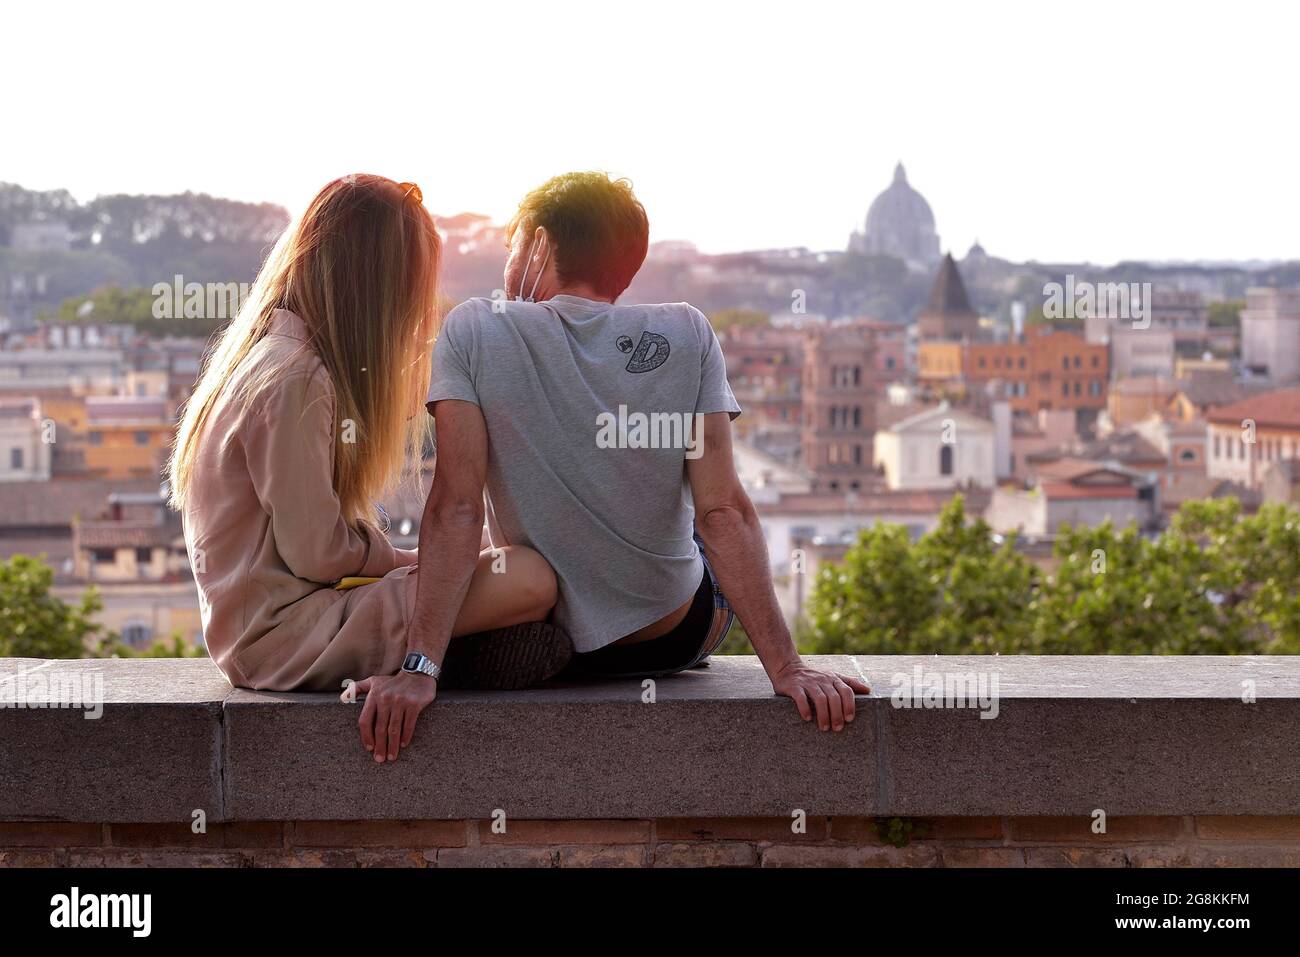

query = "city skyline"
(4, 1), (1298, 265)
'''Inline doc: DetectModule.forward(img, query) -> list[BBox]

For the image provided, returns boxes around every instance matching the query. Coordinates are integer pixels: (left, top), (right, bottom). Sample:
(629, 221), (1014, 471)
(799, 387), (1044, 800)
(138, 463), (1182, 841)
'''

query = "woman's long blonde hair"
(167, 174), (441, 530)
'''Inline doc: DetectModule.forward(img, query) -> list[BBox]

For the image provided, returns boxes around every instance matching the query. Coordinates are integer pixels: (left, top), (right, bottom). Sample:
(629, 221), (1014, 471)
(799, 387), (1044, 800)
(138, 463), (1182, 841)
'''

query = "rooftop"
(921, 253), (977, 319)
(1206, 387), (1300, 429)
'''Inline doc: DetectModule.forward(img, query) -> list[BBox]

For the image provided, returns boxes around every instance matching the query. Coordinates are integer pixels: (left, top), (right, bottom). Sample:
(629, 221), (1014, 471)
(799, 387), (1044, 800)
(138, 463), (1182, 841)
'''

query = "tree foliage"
(0, 555), (105, 658)
(1, 182), (286, 317)
(801, 496), (1300, 655)
(0, 554), (206, 659)
(1206, 299), (1244, 329)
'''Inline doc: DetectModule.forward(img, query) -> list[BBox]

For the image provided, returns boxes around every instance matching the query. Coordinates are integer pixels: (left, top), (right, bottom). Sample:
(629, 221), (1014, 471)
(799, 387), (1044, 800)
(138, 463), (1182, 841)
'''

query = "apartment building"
(919, 325), (1108, 415)
(1205, 387), (1300, 489)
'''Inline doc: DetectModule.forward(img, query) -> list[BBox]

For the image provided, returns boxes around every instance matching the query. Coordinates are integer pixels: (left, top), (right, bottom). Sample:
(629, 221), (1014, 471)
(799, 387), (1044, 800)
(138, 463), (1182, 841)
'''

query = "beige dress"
(182, 309), (417, 691)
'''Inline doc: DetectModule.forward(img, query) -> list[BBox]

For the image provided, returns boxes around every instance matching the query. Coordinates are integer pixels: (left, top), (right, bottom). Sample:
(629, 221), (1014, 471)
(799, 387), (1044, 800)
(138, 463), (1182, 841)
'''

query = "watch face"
(403, 653), (423, 671)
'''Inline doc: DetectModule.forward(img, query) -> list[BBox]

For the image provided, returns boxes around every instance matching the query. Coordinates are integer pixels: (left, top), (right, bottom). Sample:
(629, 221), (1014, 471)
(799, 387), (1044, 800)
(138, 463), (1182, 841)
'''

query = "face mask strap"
(527, 240), (550, 302)
(515, 233), (549, 302)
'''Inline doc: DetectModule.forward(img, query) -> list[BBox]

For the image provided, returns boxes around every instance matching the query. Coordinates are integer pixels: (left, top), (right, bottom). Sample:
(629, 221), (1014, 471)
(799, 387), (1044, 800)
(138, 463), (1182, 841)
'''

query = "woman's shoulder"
(236, 321), (333, 414)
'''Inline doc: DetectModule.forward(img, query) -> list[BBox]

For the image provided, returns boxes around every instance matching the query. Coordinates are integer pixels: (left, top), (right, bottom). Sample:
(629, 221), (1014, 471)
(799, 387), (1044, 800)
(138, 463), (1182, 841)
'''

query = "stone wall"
(2, 655), (1298, 868)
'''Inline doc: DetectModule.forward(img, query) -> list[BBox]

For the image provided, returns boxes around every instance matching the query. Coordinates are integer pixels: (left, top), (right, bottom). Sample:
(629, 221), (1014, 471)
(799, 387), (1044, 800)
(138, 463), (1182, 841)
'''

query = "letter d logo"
(624, 332), (670, 373)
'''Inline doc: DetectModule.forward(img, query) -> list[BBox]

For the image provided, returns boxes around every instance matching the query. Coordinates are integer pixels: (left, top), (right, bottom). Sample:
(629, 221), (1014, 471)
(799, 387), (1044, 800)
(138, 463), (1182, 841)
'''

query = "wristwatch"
(401, 652), (441, 680)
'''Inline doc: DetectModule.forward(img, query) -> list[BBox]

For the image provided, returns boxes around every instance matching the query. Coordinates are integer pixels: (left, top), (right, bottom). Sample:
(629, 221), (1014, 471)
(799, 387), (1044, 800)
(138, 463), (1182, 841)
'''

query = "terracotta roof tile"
(0, 479), (161, 528)
(1205, 387), (1300, 429)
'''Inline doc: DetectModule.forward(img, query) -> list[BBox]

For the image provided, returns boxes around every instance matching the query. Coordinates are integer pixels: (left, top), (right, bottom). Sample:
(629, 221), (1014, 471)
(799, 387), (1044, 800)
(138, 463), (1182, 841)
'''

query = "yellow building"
(83, 396), (173, 480)
(917, 341), (964, 381)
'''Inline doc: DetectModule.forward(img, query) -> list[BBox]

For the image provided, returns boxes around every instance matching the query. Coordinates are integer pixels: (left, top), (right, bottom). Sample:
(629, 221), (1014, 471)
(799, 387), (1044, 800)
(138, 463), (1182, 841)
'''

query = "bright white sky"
(4, 0), (1296, 263)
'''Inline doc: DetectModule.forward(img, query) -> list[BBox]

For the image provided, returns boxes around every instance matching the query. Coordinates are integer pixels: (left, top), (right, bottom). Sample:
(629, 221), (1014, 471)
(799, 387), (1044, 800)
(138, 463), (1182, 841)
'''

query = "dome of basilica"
(850, 162), (941, 268)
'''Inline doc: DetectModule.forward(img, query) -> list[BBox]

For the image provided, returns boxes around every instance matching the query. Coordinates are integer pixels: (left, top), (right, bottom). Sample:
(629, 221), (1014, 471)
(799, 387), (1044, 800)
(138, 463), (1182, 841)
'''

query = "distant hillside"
(0, 183), (290, 322)
(4, 182), (1297, 331)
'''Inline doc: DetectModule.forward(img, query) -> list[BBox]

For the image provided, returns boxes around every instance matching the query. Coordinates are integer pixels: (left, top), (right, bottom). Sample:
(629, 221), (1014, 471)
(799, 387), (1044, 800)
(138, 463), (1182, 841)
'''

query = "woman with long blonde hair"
(169, 175), (560, 694)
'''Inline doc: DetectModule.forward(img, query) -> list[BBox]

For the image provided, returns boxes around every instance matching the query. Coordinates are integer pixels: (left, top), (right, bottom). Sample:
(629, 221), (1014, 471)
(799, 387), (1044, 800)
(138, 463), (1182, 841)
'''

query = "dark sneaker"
(439, 621), (573, 690)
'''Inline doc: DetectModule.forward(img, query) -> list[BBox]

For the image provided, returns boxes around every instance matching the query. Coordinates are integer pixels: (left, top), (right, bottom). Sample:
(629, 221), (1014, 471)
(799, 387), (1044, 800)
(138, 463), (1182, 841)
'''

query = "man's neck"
(549, 283), (614, 305)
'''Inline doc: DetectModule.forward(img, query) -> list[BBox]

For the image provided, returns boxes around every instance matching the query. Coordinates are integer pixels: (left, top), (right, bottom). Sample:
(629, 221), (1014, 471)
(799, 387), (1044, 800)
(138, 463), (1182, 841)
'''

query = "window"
(790, 525), (817, 545)
(1062, 356), (1069, 371)
(1091, 355), (1100, 368)
(9, 448), (22, 470)
(1018, 357), (1026, 369)
(1214, 435), (1221, 458)
(853, 445), (862, 465)
(134, 431), (150, 446)
(852, 406), (861, 428)
(1073, 355), (1081, 368)
(939, 444), (954, 476)
(92, 548), (115, 563)
(1180, 449), (1197, 462)
(121, 622), (152, 648)
(1062, 381), (1069, 397)
(1089, 380), (1102, 396)
(135, 547), (152, 564)
(88, 432), (103, 445)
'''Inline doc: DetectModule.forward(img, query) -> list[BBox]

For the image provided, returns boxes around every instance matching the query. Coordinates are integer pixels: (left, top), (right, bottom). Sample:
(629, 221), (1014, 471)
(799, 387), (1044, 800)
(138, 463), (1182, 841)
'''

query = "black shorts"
(565, 557), (733, 679)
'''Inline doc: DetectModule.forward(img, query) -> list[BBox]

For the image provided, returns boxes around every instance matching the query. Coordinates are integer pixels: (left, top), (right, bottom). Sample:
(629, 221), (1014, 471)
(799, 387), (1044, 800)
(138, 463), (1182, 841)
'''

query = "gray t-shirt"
(426, 294), (741, 652)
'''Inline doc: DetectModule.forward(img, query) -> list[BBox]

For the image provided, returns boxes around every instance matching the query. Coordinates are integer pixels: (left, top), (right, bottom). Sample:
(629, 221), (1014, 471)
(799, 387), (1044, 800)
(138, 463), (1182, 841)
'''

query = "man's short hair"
(507, 172), (649, 300)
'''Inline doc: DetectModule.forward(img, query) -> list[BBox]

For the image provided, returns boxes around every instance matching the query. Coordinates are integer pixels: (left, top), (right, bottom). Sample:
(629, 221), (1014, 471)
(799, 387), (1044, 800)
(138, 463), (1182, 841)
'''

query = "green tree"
(45, 284), (228, 338)
(802, 497), (1040, 654)
(97, 631), (207, 659)
(800, 496), (1300, 655)
(0, 554), (207, 659)
(0, 555), (106, 658)
(1207, 299), (1244, 329)
(1036, 518), (1243, 654)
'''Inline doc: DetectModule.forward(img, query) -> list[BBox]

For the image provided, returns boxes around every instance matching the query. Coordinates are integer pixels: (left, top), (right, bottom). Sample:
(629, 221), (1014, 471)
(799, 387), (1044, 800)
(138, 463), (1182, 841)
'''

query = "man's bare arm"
(407, 400), (489, 660)
(686, 413), (869, 731)
(353, 399), (487, 763)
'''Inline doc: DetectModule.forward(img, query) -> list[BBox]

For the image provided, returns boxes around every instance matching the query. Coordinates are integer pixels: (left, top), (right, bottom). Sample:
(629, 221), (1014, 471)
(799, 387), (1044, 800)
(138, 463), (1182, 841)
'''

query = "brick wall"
(4, 816), (1299, 868)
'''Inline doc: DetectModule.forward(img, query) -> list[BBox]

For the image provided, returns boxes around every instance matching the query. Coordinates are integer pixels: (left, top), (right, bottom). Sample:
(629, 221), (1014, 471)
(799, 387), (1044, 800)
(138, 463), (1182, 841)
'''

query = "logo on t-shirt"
(618, 331), (670, 374)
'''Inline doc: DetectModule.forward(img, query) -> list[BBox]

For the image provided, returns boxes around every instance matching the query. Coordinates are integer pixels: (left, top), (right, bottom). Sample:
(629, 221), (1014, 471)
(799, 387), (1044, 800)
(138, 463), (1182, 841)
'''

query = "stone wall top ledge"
(2, 655), (1297, 822)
